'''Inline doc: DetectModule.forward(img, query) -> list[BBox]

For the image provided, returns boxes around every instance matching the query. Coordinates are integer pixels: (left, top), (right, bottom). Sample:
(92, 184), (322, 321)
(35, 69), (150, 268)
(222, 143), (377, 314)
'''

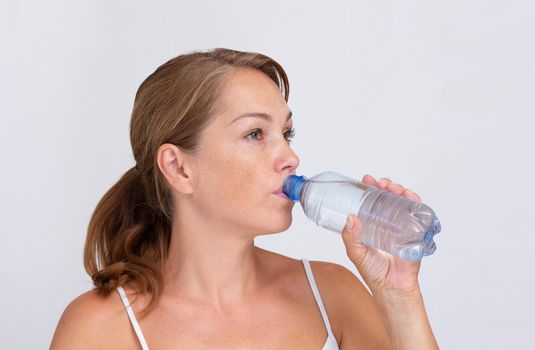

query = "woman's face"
(189, 68), (300, 237)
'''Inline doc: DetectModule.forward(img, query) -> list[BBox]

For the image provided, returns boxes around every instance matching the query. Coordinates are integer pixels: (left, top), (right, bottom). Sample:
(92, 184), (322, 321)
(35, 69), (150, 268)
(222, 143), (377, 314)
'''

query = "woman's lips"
(273, 188), (291, 200)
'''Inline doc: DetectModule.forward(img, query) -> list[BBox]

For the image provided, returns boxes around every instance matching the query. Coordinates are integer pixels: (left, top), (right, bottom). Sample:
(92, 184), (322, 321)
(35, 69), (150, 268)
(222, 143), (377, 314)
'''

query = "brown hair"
(83, 48), (290, 318)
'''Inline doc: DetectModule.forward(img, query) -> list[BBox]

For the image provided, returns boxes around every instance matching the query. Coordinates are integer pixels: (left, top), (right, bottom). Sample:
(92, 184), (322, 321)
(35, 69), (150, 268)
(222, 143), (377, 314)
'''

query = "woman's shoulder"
(257, 248), (389, 347)
(305, 259), (372, 311)
(256, 246), (368, 291)
(308, 259), (368, 293)
(256, 247), (373, 311)
(308, 260), (391, 348)
(50, 287), (138, 349)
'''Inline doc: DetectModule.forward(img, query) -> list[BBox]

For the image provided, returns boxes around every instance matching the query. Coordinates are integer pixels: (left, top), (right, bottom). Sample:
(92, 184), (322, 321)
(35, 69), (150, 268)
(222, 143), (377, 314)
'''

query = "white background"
(1, 1), (534, 349)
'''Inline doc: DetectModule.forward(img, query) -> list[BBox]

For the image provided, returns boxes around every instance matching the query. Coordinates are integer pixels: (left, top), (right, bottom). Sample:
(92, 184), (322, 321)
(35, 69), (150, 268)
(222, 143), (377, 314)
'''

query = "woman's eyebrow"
(228, 110), (292, 126)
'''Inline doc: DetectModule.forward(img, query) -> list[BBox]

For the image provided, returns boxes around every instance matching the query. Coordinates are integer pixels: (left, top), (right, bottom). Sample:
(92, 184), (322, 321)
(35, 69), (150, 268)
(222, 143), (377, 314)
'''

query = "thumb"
(341, 214), (368, 264)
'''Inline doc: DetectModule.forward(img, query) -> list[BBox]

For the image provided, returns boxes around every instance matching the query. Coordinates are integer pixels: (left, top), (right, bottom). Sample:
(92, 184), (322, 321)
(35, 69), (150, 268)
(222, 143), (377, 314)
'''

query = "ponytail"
(84, 167), (171, 318)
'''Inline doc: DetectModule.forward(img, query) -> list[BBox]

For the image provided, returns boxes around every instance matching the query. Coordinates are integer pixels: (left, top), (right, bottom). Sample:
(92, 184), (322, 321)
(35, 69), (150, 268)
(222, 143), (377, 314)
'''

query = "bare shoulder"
(308, 260), (369, 297)
(308, 260), (392, 349)
(254, 248), (390, 347)
(50, 288), (136, 350)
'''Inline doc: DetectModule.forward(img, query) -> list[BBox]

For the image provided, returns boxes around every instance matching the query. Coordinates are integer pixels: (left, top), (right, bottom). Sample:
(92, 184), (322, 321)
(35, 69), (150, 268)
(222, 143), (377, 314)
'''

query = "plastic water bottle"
(282, 171), (441, 260)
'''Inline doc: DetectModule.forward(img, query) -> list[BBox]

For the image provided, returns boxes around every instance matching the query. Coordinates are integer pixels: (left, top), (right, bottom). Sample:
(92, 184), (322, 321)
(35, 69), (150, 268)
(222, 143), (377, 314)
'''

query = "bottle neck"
(283, 175), (307, 201)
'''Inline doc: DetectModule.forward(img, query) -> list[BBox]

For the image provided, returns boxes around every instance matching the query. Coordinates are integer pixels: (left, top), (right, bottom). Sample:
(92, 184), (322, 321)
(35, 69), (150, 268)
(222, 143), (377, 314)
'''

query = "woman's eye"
(284, 127), (296, 143)
(247, 128), (265, 140)
(246, 127), (296, 143)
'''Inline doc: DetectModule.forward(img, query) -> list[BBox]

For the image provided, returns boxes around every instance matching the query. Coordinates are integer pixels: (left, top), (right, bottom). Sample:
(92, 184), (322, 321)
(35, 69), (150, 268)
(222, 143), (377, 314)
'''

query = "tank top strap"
(116, 286), (150, 350)
(301, 259), (336, 339)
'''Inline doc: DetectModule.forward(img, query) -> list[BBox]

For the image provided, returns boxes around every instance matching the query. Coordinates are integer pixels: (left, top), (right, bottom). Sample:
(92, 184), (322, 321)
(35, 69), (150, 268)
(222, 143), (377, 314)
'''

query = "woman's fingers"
(374, 177), (387, 189)
(362, 174), (376, 185)
(386, 182), (405, 195)
(363, 174), (423, 202)
(363, 174), (392, 189)
(402, 189), (422, 202)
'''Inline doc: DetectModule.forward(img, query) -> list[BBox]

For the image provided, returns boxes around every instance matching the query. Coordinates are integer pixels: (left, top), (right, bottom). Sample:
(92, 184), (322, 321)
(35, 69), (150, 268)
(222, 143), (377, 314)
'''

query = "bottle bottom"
(399, 218), (441, 260)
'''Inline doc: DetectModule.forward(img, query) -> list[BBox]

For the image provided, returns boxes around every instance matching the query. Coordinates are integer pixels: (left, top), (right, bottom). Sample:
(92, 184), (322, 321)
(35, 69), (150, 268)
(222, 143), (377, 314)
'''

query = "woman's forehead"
(216, 69), (289, 123)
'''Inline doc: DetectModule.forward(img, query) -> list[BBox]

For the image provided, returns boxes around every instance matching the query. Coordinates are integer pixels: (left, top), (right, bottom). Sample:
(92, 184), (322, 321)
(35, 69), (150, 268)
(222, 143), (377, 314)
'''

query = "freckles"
(231, 171), (250, 196)
(203, 144), (262, 201)
(229, 169), (258, 203)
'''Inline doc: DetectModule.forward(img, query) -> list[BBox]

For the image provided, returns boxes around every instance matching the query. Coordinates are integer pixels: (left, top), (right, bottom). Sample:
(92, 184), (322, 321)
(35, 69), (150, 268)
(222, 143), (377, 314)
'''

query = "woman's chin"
(258, 216), (293, 236)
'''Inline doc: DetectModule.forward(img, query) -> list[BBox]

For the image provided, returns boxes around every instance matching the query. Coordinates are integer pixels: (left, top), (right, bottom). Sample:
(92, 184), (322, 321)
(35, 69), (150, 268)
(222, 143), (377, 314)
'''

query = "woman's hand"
(341, 175), (424, 295)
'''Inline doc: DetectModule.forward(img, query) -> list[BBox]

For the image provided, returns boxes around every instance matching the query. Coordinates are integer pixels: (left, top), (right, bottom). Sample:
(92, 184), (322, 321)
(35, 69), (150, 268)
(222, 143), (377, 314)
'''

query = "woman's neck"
(162, 216), (262, 310)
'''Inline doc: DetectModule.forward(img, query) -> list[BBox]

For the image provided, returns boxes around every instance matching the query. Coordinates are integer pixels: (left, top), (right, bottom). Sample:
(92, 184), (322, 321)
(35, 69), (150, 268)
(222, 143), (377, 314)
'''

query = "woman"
(50, 48), (438, 349)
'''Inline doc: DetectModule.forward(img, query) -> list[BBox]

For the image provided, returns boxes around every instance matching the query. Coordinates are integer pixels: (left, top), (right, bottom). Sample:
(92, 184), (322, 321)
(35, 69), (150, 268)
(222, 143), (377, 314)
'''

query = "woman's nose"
(274, 142), (300, 174)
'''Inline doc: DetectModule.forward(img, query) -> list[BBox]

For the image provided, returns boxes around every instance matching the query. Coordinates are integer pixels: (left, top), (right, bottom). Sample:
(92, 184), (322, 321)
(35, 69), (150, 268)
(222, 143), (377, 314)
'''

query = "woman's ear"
(157, 143), (194, 194)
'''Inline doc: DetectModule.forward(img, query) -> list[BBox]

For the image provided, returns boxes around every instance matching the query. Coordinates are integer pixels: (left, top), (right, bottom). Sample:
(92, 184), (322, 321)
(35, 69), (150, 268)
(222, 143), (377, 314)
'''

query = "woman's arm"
(373, 288), (438, 349)
(317, 261), (436, 349)
(340, 175), (439, 349)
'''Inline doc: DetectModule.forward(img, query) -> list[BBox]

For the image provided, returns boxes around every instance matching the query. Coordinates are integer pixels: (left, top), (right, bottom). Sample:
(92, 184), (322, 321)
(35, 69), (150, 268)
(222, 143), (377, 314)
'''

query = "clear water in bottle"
(282, 171), (441, 260)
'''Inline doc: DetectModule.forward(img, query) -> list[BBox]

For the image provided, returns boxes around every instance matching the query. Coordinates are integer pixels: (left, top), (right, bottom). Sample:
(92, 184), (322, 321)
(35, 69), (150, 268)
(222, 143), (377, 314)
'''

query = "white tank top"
(116, 258), (340, 349)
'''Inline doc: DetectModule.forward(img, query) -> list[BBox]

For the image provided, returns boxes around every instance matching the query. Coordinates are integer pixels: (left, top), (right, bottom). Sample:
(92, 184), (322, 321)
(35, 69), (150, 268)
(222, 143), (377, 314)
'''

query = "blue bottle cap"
(282, 175), (307, 201)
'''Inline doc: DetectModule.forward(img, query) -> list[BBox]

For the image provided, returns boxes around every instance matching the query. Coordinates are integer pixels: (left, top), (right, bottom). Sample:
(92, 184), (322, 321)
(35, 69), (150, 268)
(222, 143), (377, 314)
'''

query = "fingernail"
(345, 216), (354, 231)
